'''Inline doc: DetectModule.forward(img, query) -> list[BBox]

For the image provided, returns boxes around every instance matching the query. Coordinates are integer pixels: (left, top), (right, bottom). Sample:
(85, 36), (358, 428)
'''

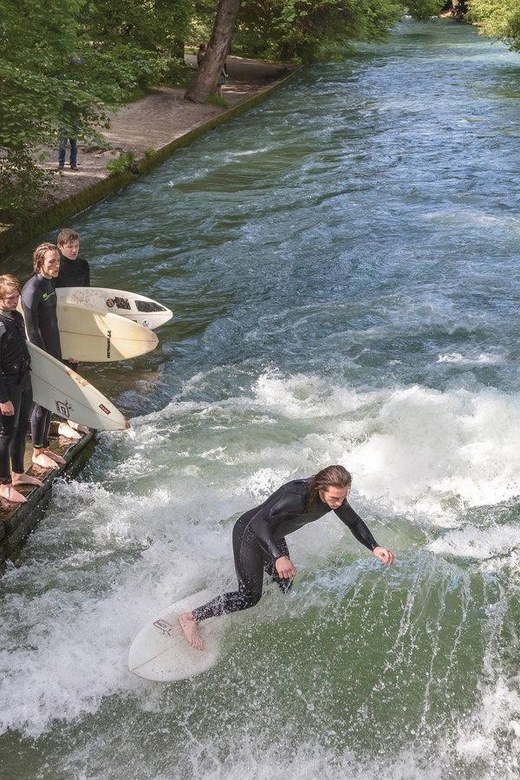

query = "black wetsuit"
(192, 478), (379, 622)
(0, 311), (32, 483)
(21, 274), (62, 448)
(54, 252), (91, 288)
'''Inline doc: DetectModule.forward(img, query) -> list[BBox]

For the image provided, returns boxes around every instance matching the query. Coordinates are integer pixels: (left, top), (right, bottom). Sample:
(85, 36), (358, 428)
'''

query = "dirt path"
(40, 56), (293, 205)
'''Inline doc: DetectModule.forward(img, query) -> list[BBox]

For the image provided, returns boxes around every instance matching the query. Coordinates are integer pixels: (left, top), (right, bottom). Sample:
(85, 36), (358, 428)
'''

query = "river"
(2, 17), (520, 780)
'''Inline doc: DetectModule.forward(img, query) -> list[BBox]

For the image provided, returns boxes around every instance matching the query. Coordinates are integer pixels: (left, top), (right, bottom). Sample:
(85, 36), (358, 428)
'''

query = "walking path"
(38, 56), (293, 212)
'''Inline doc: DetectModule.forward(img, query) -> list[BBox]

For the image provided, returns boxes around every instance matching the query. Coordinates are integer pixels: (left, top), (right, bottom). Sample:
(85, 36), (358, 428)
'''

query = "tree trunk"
(185, 0), (241, 103)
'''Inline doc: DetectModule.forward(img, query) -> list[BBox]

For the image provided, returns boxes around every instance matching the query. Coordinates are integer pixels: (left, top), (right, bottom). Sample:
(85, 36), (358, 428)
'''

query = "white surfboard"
(129, 589), (225, 682)
(56, 302), (158, 362)
(28, 342), (129, 431)
(56, 287), (173, 330)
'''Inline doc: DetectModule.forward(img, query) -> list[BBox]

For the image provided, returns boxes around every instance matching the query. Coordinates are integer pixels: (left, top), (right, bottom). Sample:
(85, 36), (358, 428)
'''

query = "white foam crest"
(252, 369), (367, 418)
(0, 516), (233, 739)
(113, 372), (520, 524)
(427, 524), (520, 560)
(344, 384), (520, 521)
(437, 352), (503, 365)
(150, 734), (449, 780)
(455, 677), (520, 775)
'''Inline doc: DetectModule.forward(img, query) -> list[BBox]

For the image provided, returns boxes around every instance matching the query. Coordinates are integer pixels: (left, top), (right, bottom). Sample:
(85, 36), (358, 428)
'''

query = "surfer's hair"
(33, 242), (59, 273)
(0, 274), (21, 298)
(307, 465), (352, 508)
(57, 228), (80, 246)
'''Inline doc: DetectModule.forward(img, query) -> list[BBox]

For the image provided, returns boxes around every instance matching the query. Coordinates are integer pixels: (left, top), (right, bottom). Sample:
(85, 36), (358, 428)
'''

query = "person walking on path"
(179, 465), (394, 650)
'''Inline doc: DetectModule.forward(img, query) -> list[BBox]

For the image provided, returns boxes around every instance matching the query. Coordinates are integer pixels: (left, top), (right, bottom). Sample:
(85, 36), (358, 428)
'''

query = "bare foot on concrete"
(58, 421), (82, 439)
(179, 612), (204, 651)
(12, 472), (44, 487)
(69, 421), (89, 434)
(0, 484), (27, 503)
(32, 450), (66, 469)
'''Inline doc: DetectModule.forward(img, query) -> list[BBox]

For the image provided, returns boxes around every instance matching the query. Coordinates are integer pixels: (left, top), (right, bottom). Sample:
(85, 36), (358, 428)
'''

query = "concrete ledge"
(0, 430), (95, 571)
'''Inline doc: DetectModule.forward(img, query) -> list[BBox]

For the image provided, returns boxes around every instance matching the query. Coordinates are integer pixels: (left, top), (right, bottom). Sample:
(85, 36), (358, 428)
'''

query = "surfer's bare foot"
(69, 421), (89, 434)
(58, 421), (82, 440)
(43, 449), (66, 465)
(12, 472), (43, 487)
(0, 484), (27, 503)
(179, 612), (204, 651)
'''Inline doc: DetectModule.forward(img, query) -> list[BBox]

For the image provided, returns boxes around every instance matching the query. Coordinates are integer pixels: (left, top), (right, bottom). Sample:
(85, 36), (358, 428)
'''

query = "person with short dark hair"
(55, 228), (91, 288)
(179, 465), (394, 649)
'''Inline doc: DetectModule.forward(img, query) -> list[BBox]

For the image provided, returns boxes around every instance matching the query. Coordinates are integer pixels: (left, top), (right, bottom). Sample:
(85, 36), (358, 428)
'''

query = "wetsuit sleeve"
(85, 261), (91, 287)
(21, 284), (45, 350)
(334, 501), (379, 551)
(248, 490), (304, 560)
(0, 322), (10, 403)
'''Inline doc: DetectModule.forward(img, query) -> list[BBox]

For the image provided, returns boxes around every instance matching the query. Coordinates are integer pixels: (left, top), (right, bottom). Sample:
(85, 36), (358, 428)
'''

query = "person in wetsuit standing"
(0, 275), (43, 502)
(21, 243), (68, 470)
(54, 227), (91, 289)
(179, 464), (394, 649)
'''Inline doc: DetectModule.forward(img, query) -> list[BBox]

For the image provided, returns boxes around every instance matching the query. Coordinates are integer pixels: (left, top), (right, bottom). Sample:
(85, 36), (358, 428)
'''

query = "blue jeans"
(58, 125), (78, 167)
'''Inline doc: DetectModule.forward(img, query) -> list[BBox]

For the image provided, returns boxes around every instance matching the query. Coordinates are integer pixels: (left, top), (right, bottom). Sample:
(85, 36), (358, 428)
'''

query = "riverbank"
(0, 56), (296, 260)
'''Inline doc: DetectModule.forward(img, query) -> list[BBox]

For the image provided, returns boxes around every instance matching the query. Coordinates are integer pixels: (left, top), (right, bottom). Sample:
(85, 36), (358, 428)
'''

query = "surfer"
(0, 275), (43, 502)
(53, 228), (90, 438)
(179, 465), (394, 650)
(21, 243), (72, 468)
(54, 228), (91, 289)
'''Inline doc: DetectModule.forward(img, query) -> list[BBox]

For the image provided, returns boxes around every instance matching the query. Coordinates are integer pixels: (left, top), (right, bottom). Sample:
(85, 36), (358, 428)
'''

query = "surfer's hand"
(275, 556), (297, 579)
(373, 547), (394, 565)
(0, 400), (14, 416)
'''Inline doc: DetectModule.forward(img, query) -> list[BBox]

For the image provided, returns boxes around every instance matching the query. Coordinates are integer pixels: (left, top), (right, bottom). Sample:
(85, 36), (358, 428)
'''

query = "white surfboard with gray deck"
(56, 287), (173, 330)
(28, 342), (129, 431)
(56, 302), (158, 362)
(129, 589), (224, 682)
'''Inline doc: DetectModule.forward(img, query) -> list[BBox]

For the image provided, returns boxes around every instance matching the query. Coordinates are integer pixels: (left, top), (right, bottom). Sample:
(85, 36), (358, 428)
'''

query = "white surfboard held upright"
(56, 302), (158, 362)
(129, 590), (225, 682)
(28, 342), (128, 431)
(56, 287), (173, 330)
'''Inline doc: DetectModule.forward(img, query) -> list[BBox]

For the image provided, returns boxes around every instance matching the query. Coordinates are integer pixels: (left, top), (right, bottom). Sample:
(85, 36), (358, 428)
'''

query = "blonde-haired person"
(0, 275), (43, 502)
(21, 243), (78, 469)
(179, 465), (394, 650)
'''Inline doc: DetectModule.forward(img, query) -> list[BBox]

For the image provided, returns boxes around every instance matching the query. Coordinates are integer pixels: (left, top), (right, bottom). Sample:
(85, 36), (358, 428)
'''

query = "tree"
(0, 0), (184, 222)
(185, 0), (242, 102)
(468, 0), (520, 51)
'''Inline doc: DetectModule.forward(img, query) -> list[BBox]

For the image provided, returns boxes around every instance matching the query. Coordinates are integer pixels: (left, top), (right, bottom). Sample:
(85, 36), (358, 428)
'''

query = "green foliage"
(405, 0), (447, 22)
(106, 151), (136, 175)
(206, 93), (229, 108)
(233, 0), (405, 63)
(0, 0), (192, 222)
(0, 149), (53, 223)
(468, 0), (520, 51)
